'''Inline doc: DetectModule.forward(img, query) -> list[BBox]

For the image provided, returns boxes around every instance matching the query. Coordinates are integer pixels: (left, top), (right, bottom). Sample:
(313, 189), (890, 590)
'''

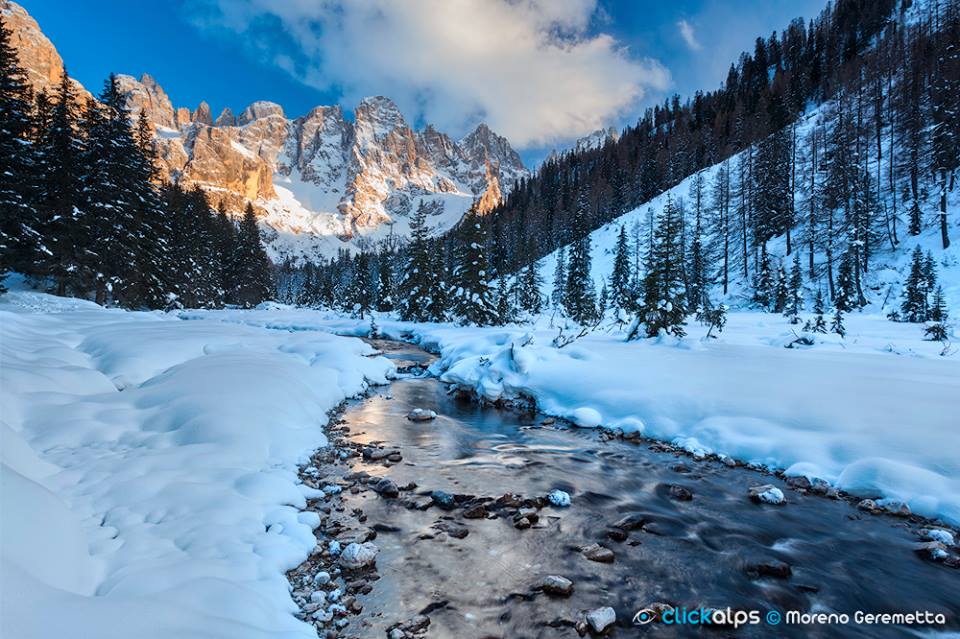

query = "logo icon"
(633, 609), (656, 625)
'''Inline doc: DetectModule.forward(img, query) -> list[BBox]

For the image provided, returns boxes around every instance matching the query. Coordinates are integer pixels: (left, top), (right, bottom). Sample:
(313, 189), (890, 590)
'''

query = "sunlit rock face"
(4, 0), (529, 261)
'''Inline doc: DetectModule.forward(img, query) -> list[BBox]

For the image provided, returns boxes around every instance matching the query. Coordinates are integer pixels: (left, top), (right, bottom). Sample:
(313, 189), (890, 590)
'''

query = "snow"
(183, 305), (960, 526)
(0, 289), (392, 639)
(547, 489), (572, 507)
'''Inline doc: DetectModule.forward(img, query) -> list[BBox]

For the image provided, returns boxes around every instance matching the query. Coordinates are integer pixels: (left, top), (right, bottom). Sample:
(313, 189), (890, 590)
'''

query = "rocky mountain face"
(2, 0), (528, 262)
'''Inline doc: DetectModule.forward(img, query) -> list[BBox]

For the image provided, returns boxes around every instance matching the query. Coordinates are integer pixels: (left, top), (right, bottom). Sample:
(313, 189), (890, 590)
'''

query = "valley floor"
(2, 288), (958, 638)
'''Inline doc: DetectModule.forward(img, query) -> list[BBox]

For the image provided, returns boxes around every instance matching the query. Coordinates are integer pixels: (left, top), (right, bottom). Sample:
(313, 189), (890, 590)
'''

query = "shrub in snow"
(338, 542), (379, 569)
(547, 490), (571, 507)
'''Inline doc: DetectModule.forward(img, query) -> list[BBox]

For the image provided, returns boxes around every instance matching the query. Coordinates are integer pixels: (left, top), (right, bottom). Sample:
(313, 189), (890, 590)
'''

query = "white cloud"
(677, 19), (702, 52)
(185, 0), (670, 148)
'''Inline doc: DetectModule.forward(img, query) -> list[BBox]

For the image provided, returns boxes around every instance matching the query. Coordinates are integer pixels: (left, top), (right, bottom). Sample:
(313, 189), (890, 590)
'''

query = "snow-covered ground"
(1, 289), (392, 639)
(183, 305), (960, 527)
(3, 285), (958, 638)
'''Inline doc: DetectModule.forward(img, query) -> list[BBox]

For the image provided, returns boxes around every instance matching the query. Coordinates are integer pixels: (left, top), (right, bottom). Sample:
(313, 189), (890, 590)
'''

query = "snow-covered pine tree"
(785, 252), (803, 323)
(900, 246), (929, 322)
(351, 252), (374, 319)
(564, 198), (596, 324)
(834, 248), (857, 313)
(773, 262), (789, 313)
(425, 246), (448, 322)
(753, 243), (773, 309)
(630, 195), (687, 339)
(449, 206), (496, 326)
(518, 259), (543, 315)
(686, 207), (707, 313)
(495, 275), (515, 325)
(396, 201), (433, 321)
(36, 70), (87, 297)
(809, 288), (828, 333)
(376, 253), (394, 312)
(0, 15), (38, 290)
(831, 305), (846, 337)
(234, 202), (273, 308)
(924, 286), (949, 342)
(610, 224), (631, 311)
(83, 75), (146, 305)
(551, 245), (566, 309)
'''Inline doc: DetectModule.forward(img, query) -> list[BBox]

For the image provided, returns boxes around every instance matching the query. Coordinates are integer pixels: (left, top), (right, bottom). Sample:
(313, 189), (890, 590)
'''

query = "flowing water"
(308, 340), (959, 639)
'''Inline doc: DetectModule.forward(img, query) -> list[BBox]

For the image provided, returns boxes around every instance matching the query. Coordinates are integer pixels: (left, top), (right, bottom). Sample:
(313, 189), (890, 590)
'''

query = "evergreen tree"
(900, 246), (929, 322)
(0, 15), (38, 289)
(808, 288), (828, 333)
(495, 275), (515, 325)
(376, 253), (394, 312)
(351, 252), (373, 319)
(753, 243), (774, 309)
(630, 196), (687, 339)
(686, 211), (707, 312)
(831, 305), (846, 337)
(610, 225), (631, 311)
(785, 252), (803, 323)
(834, 248), (857, 313)
(425, 245), (448, 322)
(517, 259), (544, 315)
(551, 245), (566, 309)
(564, 200), (596, 324)
(449, 207), (496, 326)
(36, 70), (87, 296)
(773, 262), (789, 313)
(233, 202), (273, 307)
(396, 202), (433, 321)
(924, 286), (949, 342)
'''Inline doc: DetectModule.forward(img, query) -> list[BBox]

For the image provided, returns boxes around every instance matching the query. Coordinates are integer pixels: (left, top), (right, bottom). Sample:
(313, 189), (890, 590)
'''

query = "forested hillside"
(0, 18), (273, 309)
(287, 0), (957, 342)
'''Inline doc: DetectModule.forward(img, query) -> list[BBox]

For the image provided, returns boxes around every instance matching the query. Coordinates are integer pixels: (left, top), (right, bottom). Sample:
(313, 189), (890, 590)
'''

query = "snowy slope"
(535, 106), (960, 320)
(0, 288), (392, 639)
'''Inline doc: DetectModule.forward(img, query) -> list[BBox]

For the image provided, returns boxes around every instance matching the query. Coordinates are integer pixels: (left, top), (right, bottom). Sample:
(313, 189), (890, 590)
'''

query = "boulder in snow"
(748, 484), (785, 505)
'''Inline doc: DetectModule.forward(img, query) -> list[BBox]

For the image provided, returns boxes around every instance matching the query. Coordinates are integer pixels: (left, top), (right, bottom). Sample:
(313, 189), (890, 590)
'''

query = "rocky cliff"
(2, 0), (529, 262)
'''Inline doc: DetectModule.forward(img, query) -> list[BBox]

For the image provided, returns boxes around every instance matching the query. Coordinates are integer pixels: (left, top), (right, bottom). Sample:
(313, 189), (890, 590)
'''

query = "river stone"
(748, 484), (785, 504)
(374, 478), (399, 498)
(541, 575), (574, 596)
(547, 490), (571, 507)
(462, 503), (488, 519)
(606, 527), (628, 542)
(747, 559), (792, 579)
(857, 498), (880, 513)
(585, 607), (616, 633)
(669, 485), (694, 501)
(339, 542), (379, 569)
(431, 490), (456, 510)
(514, 517), (531, 530)
(613, 513), (646, 530)
(407, 408), (437, 422)
(582, 543), (615, 563)
(541, 417), (556, 425)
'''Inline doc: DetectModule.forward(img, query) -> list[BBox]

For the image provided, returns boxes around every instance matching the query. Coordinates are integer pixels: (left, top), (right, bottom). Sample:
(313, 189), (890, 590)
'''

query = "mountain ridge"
(1, 0), (529, 263)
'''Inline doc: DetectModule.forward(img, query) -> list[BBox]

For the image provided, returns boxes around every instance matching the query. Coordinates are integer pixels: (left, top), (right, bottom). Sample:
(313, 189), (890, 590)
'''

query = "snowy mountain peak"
(237, 101), (286, 126)
(3, 0), (530, 262)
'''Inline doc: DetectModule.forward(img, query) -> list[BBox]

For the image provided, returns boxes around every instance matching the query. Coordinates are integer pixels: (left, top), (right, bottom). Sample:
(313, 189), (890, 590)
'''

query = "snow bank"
(162, 305), (960, 524)
(0, 290), (392, 639)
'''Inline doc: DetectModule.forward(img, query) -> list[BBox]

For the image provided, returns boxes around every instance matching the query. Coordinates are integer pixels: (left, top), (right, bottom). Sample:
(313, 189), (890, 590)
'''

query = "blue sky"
(21, 0), (827, 166)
